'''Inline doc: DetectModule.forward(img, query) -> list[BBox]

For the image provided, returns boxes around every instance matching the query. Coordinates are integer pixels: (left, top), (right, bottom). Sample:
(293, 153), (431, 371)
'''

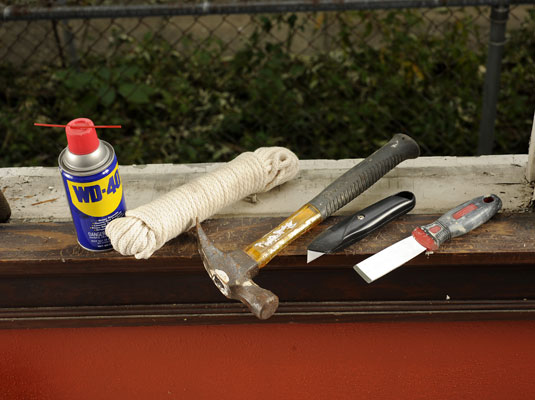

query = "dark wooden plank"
(0, 213), (533, 327)
(0, 213), (534, 274)
(0, 300), (534, 329)
(0, 262), (533, 307)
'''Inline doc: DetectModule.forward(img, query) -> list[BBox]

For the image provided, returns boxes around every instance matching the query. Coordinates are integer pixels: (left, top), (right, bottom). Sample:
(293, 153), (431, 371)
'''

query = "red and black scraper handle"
(412, 194), (502, 251)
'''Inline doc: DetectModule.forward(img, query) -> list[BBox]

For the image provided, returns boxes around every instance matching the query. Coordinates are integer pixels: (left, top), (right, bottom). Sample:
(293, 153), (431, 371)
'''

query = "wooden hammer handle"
(245, 134), (420, 268)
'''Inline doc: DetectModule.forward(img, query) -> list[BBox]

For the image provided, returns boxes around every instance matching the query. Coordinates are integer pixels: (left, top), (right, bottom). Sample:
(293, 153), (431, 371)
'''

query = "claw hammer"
(196, 134), (420, 319)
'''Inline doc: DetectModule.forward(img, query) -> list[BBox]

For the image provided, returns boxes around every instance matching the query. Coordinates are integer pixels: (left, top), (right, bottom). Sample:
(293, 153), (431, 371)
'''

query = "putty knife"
(354, 194), (502, 283)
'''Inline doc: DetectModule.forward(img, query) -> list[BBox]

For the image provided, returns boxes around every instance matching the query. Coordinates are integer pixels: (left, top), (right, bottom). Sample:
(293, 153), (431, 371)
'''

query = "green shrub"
(1, 9), (534, 167)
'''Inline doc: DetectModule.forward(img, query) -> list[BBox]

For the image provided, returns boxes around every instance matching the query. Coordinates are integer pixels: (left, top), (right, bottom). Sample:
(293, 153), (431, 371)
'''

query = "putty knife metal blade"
(354, 235), (426, 283)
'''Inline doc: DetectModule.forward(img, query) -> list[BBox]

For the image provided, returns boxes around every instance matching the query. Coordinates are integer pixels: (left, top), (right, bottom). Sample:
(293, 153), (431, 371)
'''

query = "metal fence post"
(58, 0), (79, 70)
(477, 4), (510, 155)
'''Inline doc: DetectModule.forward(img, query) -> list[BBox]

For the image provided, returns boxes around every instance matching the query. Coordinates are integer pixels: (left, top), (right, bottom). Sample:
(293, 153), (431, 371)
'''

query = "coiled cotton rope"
(105, 147), (299, 259)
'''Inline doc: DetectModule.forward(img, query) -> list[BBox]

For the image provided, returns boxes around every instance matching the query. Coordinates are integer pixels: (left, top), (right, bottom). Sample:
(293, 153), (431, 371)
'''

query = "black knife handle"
(309, 191), (416, 254)
(308, 134), (420, 219)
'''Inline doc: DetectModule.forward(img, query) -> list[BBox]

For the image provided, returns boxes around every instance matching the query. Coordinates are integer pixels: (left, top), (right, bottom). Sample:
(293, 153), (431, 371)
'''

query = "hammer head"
(196, 220), (279, 320)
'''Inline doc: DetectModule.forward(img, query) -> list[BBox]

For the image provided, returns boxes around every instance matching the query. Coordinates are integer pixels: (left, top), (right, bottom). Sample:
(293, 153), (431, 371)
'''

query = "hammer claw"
(196, 219), (232, 297)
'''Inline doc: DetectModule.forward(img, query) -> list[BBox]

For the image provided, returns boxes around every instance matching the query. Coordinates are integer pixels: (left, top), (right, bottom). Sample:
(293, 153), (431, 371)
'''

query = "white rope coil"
(105, 147), (299, 259)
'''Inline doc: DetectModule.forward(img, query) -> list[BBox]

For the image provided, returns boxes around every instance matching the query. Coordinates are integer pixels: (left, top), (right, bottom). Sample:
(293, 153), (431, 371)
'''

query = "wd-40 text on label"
(67, 165), (123, 217)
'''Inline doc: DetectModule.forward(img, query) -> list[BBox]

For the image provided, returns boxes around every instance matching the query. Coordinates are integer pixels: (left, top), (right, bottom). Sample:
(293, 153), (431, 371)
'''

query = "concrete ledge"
(1, 154), (532, 222)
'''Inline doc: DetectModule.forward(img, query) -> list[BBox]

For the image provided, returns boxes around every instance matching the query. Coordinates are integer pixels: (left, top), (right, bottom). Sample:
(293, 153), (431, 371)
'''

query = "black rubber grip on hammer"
(308, 134), (420, 219)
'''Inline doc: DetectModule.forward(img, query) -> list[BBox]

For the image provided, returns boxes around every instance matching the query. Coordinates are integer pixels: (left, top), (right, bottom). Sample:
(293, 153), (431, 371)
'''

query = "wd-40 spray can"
(57, 118), (126, 251)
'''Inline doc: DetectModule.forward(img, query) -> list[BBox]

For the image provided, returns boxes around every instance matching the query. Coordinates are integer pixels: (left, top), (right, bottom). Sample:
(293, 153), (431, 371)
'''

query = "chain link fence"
(1, 1), (534, 166)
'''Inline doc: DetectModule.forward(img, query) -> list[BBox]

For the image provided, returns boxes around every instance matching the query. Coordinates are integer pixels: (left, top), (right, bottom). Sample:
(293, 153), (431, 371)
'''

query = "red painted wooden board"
(1, 321), (534, 399)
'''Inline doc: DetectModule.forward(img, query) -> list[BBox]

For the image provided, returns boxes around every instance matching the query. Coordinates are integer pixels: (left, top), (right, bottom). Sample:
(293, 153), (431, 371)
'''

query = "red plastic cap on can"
(65, 118), (100, 155)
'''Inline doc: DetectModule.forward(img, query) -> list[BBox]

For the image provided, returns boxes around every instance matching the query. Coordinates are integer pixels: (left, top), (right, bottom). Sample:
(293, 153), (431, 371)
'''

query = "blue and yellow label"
(67, 164), (123, 217)
(60, 156), (126, 251)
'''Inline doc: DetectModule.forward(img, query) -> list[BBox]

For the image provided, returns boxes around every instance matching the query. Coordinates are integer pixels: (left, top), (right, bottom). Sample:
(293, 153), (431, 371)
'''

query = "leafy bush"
(1, 9), (534, 167)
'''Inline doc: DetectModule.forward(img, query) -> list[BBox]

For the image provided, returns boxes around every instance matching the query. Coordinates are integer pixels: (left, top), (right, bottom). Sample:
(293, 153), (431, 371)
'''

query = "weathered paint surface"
(1, 155), (532, 221)
(0, 321), (534, 399)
